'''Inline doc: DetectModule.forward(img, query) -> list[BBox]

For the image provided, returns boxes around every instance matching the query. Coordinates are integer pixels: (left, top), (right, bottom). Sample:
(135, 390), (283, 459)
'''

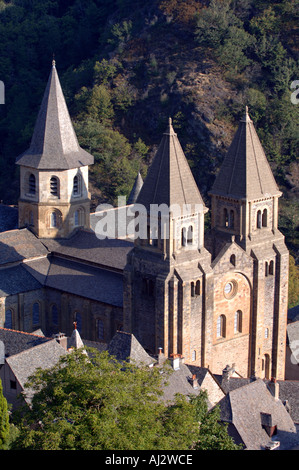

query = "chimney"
(191, 374), (199, 389)
(157, 347), (166, 366)
(169, 354), (182, 370)
(268, 377), (279, 400)
(260, 412), (277, 437)
(53, 332), (68, 350)
(222, 364), (234, 392)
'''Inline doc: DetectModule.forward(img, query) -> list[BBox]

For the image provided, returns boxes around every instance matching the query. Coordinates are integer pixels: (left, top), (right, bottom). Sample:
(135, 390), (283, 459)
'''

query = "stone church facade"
(0, 62), (289, 381)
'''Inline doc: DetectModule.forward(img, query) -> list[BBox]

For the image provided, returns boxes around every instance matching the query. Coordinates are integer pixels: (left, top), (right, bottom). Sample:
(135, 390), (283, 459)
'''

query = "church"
(0, 61), (289, 381)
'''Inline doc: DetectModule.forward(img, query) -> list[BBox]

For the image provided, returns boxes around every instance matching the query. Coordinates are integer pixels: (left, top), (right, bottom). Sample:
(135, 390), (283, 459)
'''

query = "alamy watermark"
(93, 196), (204, 248)
(290, 80), (299, 104)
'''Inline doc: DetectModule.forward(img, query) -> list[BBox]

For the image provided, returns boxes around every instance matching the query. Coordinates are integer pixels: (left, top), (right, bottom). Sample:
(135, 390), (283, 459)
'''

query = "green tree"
(11, 349), (239, 450)
(0, 379), (9, 450)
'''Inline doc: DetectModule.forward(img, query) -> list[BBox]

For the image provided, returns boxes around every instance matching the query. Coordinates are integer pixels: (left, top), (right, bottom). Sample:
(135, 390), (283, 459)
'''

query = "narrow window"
(191, 282), (195, 297)
(224, 208), (228, 227)
(230, 254), (236, 266)
(195, 280), (201, 296)
(50, 176), (59, 197)
(217, 315), (226, 338)
(51, 305), (58, 325)
(29, 173), (36, 194)
(74, 210), (79, 227)
(181, 227), (187, 247)
(73, 175), (81, 196)
(32, 302), (40, 325)
(4, 309), (12, 329)
(234, 310), (242, 333)
(229, 210), (234, 229)
(257, 210), (262, 229)
(29, 211), (34, 226)
(75, 312), (82, 333)
(50, 211), (57, 228)
(265, 328), (269, 339)
(187, 225), (193, 245)
(192, 350), (196, 361)
(262, 209), (267, 227)
(98, 320), (104, 340)
(265, 262), (269, 277)
(269, 260), (274, 275)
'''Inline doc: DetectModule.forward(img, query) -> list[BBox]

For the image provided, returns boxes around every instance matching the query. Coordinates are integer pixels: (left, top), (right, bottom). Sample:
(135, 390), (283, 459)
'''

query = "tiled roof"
(108, 331), (155, 366)
(210, 108), (281, 201)
(15, 62), (94, 170)
(136, 118), (206, 212)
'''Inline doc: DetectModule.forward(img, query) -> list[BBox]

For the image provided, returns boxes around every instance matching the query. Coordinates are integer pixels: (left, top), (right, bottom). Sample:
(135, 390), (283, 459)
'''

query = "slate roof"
(136, 118), (206, 212)
(108, 331), (155, 366)
(0, 327), (51, 357)
(0, 228), (49, 266)
(217, 378), (299, 450)
(15, 62), (94, 170)
(210, 108), (281, 201)
(6, 339), (67, 403)
(45, 256), (124, 307)
(0, 264), (42, 297)
(288, 304), (299, 323)
(41, 229), (133, 272)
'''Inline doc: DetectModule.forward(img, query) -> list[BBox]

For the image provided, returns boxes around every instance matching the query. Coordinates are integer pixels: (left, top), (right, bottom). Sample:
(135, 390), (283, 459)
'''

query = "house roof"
(0, 327), (50, 357)
(136, 118), (206, 212)
(6, 339), (67, 403)
(15, 61), (94, 170)
(210, 108), (281, 201)
(217, 378), (299, 450)
(108, 331), (155, 366)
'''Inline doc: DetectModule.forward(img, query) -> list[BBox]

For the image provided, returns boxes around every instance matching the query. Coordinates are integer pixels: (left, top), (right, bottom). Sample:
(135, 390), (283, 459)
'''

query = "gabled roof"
(108, 331), (155, 366)
(210, 108), (281, 201)
(0, 228), (49, 266)
(0, 327), (50, 357)
(15, 61), (94, 170)
(136, 118), (206, 212)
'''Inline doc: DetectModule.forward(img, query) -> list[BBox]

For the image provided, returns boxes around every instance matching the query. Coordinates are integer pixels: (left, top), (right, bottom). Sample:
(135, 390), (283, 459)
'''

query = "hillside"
(0, 1), (298, 277)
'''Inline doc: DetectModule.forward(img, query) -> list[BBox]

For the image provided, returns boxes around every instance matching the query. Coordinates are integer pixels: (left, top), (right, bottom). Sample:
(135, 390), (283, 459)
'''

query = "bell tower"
(208, 107), (289, 380)
(123, 119), (212, 364)
(16, 61), (94, 238)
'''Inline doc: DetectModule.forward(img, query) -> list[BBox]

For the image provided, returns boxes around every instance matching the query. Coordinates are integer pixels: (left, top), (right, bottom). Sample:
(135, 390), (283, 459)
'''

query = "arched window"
(195, 280), (201, 296)
(224, 208), (228, 227)
(75, 312), (82, 333)
(4, 309), (12, 329)
(187, 225), (193, 245)
(51, 305), (58, 325)
(181, 227), (187, 247)
(234, 310), (242, 333)
(29, 173), (36, 194)
(229, 210), (234, 229)
(262, 209), (267, 227)
(217, 315), (226, 338)
(73, 175), (81, 196)
(98, 320), (104, 340)
(50, 176), (59, 197)
(32, 302), (40, 325)
(257, 210), (262, 229)
(265, 261), (269, 277)
(74, 210), (80, 227)
(230, 254), (236, 266)
(50, 211), (57, 228)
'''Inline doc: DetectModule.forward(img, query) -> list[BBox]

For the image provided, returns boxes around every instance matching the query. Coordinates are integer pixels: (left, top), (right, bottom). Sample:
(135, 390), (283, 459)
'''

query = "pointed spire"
(210, 108), (281, 200)
(136, 118), (205, 211)
(16, 61), (94, 170)
(127, 171), (143, 204)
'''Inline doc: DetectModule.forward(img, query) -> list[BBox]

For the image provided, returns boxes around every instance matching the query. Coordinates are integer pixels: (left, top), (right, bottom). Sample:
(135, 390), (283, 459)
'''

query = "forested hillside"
(0, 0), (298, 301)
